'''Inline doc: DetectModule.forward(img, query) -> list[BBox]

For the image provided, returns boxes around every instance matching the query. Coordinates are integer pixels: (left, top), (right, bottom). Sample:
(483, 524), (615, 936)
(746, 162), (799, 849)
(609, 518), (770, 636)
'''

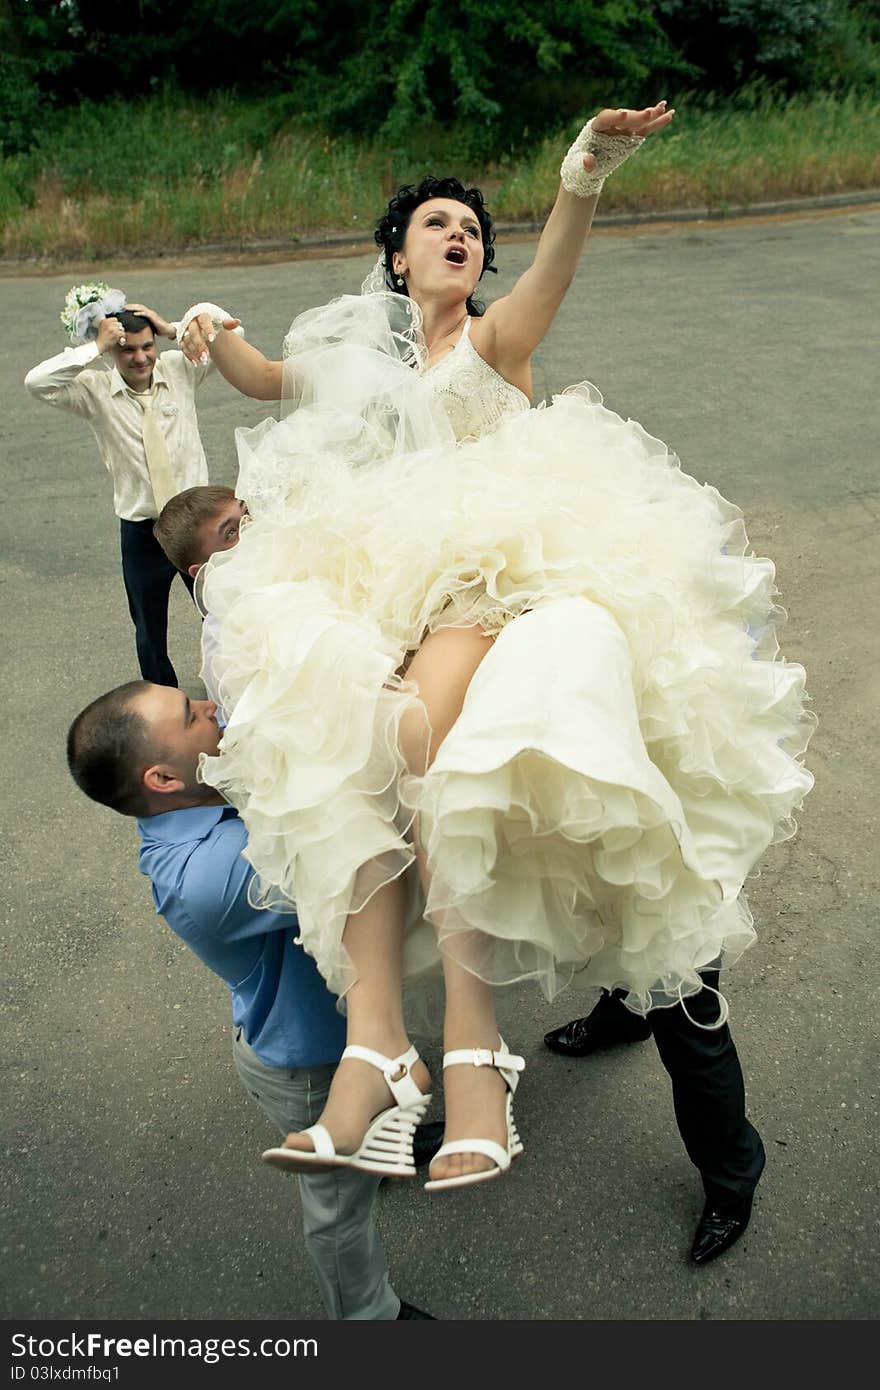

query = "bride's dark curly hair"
(374, 176), (497, 316)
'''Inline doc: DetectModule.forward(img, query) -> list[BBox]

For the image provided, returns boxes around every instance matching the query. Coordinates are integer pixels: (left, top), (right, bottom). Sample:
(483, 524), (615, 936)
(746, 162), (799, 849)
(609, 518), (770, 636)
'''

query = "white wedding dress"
(198, 286), (814, 1016)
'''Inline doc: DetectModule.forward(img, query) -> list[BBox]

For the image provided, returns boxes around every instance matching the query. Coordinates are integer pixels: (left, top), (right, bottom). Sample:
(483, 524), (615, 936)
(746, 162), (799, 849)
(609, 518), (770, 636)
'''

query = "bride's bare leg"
(283, 622), (500, 1163)
(433, 952), (510, 1181)
(402, 625), (511, 1182)
(398, 624), (496, 769)
(280, 872), (430, 1157)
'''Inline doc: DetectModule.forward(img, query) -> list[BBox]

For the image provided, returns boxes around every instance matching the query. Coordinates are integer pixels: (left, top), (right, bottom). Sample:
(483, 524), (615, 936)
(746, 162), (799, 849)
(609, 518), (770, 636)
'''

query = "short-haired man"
(153, 484), (249, 716)
(26, 299), (241, 687)
(66, 681), (434, 1319)
(153, 484), (247, 579)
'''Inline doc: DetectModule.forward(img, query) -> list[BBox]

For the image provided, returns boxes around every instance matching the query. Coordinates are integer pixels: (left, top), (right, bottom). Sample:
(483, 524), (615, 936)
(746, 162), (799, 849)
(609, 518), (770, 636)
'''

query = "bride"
(178, 101), (813, 1190)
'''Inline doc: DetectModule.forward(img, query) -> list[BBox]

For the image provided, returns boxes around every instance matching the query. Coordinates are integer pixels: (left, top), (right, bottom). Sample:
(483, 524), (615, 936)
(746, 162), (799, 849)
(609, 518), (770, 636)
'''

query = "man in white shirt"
(25, 301), (241, 686)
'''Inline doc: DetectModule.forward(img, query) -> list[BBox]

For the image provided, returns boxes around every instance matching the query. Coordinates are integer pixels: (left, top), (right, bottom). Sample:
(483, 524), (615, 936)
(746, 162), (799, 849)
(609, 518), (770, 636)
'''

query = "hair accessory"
(560, 117), (645, 198)
(61, 283), (127, 345)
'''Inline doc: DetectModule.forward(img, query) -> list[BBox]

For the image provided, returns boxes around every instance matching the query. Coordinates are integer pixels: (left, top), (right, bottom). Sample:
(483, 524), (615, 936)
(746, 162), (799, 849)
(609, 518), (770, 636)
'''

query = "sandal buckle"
(472, 1048), (494, 1068)
(386, 1062), (408, 1083)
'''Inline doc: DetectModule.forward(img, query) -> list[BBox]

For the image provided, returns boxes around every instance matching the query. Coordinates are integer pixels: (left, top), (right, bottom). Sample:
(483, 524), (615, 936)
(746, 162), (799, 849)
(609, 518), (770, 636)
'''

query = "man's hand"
(95, 317), (128, 353)
(179, 314), (242, 366)
(125, 302), (177, 340)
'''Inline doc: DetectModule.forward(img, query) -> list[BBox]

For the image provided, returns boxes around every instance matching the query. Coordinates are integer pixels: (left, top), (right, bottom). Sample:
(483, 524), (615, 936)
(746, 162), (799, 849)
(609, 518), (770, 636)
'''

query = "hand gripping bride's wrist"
(560, 117), (645, 198)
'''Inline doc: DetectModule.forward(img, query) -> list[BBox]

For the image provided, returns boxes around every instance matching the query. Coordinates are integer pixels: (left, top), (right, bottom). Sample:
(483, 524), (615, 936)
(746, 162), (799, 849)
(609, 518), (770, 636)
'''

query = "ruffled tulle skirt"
(198, 295), (814, 1016)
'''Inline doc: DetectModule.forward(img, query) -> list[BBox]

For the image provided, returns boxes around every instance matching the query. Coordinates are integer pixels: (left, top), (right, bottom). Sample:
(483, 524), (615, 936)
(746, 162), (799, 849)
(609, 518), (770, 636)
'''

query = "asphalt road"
(1, 206), (878, 1323)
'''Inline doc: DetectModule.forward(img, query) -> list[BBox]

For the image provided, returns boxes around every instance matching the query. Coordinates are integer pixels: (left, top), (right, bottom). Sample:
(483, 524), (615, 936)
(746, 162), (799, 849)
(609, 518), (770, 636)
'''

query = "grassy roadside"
(2, 89), (878, 261)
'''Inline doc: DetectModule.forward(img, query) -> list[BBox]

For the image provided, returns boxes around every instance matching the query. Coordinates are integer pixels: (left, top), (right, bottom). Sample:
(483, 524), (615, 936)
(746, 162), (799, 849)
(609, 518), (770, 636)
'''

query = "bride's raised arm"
(483, 102), (674, 385)
(178, 302), (284, 400)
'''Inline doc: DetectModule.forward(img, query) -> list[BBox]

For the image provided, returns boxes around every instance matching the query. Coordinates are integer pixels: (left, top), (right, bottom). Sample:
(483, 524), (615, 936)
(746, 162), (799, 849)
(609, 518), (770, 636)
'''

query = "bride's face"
(393, 198), (484, 300)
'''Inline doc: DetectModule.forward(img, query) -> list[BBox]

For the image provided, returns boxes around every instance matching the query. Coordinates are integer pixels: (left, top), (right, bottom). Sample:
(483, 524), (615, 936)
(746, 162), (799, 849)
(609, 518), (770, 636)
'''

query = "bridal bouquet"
(61, 282), (126, 345)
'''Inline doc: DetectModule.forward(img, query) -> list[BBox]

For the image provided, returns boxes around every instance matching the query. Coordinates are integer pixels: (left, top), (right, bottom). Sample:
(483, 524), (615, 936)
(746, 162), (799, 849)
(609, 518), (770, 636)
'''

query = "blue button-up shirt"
(137, 803), (346, 1068)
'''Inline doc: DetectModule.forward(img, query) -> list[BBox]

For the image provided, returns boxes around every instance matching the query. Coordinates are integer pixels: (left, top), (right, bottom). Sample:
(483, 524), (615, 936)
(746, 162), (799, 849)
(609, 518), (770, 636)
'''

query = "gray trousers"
(232, 1028), (400, 1320)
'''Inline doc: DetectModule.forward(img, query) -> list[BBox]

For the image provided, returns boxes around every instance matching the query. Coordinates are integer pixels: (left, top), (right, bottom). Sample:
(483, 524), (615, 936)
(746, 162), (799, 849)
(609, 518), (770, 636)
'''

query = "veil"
(279, 256), (426, 404)
(231, 256), (452, 520)
(359, 253), (393, 296)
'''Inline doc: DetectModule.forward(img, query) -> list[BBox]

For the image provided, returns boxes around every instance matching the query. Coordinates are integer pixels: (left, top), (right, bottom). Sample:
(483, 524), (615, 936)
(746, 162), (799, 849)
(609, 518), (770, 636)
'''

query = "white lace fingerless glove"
(560, 118), (645, 198)
(176, 302), (236, 344)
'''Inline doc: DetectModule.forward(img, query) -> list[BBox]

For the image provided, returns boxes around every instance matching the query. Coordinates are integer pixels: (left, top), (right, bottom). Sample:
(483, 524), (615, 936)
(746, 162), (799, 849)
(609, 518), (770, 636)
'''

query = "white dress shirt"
(199, 610), (228, 723)
(24, 333), (242, 521)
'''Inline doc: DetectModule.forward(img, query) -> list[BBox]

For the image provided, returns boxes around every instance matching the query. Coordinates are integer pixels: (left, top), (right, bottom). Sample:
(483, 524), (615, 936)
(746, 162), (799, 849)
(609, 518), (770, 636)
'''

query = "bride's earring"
(396, 275), (405, 288)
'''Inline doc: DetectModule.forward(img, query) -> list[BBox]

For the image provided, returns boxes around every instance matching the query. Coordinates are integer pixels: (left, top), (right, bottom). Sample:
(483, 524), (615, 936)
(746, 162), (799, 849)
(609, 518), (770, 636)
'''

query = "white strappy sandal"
(261, 1043), (431, 1178)
(424, 1039), (525, 1192)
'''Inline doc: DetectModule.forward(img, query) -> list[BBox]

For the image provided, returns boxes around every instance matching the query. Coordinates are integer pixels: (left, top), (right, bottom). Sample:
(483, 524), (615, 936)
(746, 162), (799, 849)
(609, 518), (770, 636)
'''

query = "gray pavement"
(1, 207), (878, 1322)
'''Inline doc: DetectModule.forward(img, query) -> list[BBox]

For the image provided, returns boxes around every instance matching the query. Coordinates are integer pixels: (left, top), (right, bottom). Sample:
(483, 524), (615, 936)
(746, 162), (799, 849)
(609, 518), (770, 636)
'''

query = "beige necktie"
(136, 393), (178, 514)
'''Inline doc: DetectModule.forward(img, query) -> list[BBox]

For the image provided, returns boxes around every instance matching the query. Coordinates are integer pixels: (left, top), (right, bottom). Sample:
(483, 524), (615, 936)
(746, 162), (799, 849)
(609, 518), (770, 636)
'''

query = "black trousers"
(119, 518), (195, 687)
(604, 972), (765, 1204)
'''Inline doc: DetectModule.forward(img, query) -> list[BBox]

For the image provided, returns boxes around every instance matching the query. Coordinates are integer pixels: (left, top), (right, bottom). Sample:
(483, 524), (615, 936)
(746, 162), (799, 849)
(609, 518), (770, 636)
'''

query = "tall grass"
(1, 88), (877, 260)
(493, 88), (880, 219)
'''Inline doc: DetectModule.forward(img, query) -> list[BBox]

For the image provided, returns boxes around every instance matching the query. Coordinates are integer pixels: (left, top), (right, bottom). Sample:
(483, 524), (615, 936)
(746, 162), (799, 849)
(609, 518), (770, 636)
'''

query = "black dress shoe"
(412, 1119), (444, 1168)
(691, 1193), (756, 1265)
(544, 992), (651, 1056)
(397, 1300), (436, 1319)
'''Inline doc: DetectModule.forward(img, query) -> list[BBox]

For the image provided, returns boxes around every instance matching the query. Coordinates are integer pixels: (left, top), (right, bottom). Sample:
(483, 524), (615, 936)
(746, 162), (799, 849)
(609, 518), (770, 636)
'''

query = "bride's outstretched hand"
(179, 313), (241, 365)
(579, 101), (675, 173)
(594, 101), (675, 137)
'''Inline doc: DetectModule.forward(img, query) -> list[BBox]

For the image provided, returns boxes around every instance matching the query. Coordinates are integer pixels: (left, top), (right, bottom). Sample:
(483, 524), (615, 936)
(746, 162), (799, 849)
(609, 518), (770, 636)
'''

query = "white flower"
(60, 281), (126, 345)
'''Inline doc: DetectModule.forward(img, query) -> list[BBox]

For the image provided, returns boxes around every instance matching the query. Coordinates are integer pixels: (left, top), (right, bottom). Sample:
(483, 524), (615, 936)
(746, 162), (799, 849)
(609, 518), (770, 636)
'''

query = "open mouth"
(445, 246), (467, 265)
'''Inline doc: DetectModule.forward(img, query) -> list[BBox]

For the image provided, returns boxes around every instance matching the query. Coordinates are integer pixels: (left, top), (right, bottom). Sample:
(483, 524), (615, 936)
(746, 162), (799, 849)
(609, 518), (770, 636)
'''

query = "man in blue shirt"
(67, 679), (435, 1320)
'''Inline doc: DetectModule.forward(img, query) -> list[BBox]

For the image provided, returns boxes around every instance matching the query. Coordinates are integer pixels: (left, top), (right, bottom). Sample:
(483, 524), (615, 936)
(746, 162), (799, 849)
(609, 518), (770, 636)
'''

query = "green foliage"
(20, 89), (297, 188)
(491, 86), (880, 218)
(1, 0), (877, 162)
(2, 87), (877, 259)
(656, 0), (880, 93)
(4, 0), (877, 256)
(0, 1), (77, 154)
(0, 54), (43, 157)
(291, 0), (688, 150)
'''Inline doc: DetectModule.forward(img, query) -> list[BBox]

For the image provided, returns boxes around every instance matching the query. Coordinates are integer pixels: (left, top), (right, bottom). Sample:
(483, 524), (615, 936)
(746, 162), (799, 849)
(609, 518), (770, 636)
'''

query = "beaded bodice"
(422, 317), (530, 442)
